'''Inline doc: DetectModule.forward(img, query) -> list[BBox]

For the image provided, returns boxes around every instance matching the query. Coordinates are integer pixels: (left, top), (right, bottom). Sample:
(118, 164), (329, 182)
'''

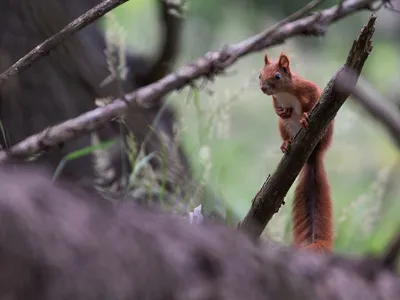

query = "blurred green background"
(109, 0), (400, 255)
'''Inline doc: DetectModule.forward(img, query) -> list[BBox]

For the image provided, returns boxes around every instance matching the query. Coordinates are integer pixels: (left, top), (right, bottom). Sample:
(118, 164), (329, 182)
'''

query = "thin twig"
(337, 74), (400, 148)
(0, 0), (385, 163)
(0, 0), (129, 86)
(238, 14), (376, 238)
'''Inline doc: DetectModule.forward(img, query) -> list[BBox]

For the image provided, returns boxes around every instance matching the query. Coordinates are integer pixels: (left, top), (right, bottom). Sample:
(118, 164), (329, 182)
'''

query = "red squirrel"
(259, 51), (334, 252)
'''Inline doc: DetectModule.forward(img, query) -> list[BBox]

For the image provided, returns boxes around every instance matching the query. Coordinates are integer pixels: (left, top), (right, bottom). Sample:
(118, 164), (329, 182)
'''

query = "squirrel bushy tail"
(292, 149), (334, 252)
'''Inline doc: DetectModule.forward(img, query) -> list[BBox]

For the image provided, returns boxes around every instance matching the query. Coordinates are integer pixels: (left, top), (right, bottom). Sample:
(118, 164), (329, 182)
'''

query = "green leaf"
(52, 140), (116, 182)
(128, 152), (156, 188)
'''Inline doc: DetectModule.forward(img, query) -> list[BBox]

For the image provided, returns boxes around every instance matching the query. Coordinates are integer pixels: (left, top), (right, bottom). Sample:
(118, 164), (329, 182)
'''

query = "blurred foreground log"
(0, 165), (398, 300)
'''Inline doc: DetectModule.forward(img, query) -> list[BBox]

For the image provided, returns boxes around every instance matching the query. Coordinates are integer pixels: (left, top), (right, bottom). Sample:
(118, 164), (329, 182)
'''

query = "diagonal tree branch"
(0, 0), (130, 86)
(337, 74), (400, 148)
(0, 0), (386, 163)
(238, 14), (376, 238)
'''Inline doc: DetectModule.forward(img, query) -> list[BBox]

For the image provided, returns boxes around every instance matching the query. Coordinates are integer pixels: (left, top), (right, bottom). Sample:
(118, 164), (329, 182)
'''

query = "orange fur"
(259, 51), (334, 252)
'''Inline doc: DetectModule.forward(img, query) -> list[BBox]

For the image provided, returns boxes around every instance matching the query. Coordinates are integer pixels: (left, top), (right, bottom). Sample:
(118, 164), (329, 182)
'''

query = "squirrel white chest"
(274, 92), (303, 137)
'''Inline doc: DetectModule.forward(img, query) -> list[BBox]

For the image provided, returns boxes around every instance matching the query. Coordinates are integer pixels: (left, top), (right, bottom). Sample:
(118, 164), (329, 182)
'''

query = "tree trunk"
(0, 0), (193, 205)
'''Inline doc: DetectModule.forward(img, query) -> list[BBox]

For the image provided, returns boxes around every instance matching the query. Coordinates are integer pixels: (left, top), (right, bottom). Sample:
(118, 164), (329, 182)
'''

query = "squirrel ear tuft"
(264, 52), (270, 65)
(278, 52), (290, 69)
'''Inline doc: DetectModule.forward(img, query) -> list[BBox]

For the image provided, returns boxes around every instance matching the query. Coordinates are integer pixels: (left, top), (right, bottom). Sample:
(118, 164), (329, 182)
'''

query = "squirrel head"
(259, 52), (292, 95)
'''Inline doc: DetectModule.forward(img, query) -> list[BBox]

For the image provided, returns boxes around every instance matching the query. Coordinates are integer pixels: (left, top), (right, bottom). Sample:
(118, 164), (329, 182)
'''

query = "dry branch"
(0, 0), (129, 86)
(238, 14), (376, 238)
(0, 0), (386, 163)
(337, 74), (400, 148)
(0, 165), (399, 300)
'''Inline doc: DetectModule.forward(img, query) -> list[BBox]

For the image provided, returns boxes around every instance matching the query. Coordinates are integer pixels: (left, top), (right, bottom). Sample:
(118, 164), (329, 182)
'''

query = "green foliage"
(128, 152), (157, 189)
(52, 140), (116, 182)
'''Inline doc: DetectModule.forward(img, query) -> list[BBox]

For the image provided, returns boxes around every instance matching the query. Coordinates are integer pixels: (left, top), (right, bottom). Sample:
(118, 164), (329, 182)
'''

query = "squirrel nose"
(261, 86), (268, 93)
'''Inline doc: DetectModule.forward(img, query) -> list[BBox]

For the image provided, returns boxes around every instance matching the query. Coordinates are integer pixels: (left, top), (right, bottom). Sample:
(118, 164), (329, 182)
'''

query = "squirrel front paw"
(300, 112), (309, 129)
(276, 107), (293, 119)
(280, 139), (292, 154)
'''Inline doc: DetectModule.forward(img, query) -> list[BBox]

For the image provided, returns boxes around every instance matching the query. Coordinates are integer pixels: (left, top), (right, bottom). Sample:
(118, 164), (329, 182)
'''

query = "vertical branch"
(139, 0), (184, 84)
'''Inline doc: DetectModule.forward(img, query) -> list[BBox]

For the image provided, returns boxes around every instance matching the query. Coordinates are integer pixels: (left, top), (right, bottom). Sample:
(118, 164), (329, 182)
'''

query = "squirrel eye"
(275, 73), (281, 80)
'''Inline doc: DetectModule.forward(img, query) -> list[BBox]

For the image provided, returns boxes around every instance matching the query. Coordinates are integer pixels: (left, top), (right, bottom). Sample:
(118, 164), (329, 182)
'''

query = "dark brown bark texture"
(0, 0), (192, 201)
(0, 165), (399, 300)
